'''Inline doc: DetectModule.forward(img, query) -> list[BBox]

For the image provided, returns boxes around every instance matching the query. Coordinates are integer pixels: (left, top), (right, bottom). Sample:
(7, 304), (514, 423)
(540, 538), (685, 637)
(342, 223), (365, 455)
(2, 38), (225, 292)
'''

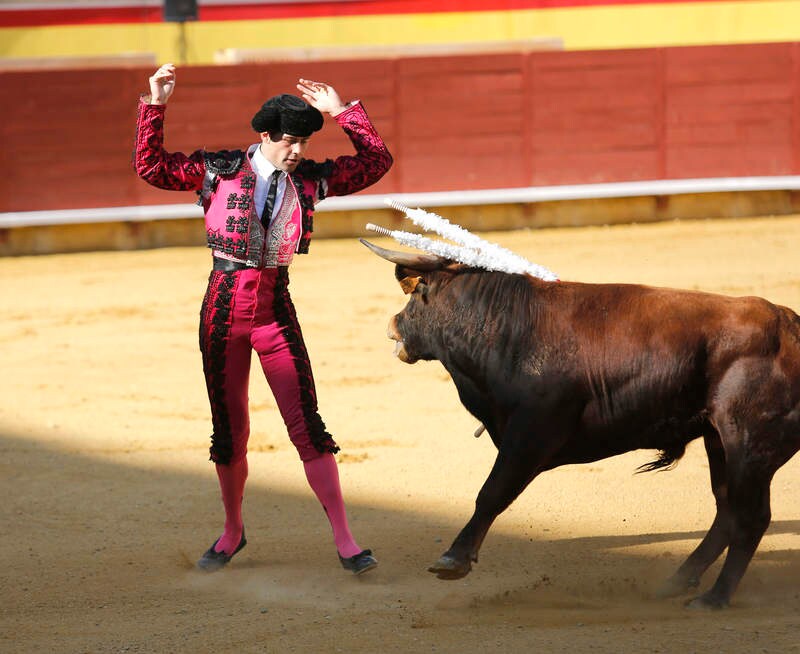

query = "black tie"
(261, 170), (281, 228)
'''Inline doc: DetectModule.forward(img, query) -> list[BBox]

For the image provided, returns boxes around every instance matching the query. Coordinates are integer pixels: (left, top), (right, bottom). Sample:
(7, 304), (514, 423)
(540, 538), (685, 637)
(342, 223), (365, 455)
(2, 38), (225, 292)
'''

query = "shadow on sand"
(2, 428), (798, 654)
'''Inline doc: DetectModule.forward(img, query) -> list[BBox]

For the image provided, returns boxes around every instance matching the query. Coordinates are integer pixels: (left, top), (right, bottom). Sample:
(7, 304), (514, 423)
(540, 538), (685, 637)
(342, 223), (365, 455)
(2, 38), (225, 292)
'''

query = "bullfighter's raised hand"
(148, 63), (176, 105)
(297, 78), (349, 117)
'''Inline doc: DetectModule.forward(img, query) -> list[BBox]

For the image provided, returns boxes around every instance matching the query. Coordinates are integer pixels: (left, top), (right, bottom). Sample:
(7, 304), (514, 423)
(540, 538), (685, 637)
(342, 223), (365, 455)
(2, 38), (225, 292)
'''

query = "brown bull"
(362, 238), (800, 609)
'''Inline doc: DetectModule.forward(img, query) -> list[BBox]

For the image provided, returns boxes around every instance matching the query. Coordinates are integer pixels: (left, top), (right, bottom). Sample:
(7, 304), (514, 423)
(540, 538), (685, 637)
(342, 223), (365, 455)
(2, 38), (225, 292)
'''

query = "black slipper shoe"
(338, 549), (378, 575)
(196, 529), (247, 572)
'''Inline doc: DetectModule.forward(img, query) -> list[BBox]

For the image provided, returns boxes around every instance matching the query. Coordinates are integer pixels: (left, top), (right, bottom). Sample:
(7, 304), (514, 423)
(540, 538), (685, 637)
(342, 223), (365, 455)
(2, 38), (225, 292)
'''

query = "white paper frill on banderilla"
(365, 199), (558, 281)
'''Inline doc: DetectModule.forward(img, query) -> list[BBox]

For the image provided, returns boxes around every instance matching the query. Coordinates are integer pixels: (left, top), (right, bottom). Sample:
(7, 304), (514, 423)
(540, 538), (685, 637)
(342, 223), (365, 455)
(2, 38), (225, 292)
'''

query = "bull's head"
(361, 238), (466, 364)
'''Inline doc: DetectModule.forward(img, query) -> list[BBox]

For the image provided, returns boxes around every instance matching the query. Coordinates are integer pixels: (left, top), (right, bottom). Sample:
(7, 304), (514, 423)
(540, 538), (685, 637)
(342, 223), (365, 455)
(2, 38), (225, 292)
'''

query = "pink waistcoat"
(203, 155), (316, 268)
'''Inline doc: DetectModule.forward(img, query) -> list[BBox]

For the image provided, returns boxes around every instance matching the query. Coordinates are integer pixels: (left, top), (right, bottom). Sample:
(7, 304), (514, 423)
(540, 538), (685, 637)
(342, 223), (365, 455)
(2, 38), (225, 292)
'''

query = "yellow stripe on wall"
(1, 1), (799, 64)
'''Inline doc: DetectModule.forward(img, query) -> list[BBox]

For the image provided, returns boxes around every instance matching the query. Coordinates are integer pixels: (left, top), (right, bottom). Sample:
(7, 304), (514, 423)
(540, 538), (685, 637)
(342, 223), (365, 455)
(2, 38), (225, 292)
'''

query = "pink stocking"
(303, 453), (362, 558)
(213, 457), (248, 555)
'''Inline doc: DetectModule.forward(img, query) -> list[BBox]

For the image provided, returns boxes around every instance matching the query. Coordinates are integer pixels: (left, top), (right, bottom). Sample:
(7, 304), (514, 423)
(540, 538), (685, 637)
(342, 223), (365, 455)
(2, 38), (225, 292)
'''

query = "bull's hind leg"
(687, 469), (773, 609)
(687, 446), (774, 609)
(657, 430), (732, 598)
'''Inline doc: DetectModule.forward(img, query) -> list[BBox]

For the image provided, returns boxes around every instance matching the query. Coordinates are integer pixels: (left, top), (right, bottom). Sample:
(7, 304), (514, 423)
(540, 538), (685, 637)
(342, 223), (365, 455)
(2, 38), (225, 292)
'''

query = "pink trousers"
(199, 266), (338, 464)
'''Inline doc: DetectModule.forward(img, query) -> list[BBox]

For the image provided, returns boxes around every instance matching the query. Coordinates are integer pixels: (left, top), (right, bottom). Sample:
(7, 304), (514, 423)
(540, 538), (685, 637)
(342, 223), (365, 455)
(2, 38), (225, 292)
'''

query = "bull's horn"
(359, 238), (445, 271)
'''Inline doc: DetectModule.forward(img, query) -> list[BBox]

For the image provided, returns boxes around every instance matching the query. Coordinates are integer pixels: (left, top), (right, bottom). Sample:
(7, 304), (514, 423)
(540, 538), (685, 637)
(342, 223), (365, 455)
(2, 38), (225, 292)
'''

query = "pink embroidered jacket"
(133, 98), (393, 266)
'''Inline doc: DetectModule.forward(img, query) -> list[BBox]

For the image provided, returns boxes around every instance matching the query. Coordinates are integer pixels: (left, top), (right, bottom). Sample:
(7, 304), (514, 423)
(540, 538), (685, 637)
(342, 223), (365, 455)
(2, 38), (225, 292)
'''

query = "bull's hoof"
(685, 593), (728, 610)
(428, 554), (472, 580)
(654, 575), (699, 599)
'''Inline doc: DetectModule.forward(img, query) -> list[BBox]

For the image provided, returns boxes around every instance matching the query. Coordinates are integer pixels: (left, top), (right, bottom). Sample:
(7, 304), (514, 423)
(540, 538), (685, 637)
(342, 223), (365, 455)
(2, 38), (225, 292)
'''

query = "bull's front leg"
(429, 420), (559, 580)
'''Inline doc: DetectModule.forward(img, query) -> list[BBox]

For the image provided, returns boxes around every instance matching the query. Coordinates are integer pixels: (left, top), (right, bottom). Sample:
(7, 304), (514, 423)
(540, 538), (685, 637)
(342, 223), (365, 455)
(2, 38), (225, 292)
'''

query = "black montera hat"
(250, 94), (324, 137)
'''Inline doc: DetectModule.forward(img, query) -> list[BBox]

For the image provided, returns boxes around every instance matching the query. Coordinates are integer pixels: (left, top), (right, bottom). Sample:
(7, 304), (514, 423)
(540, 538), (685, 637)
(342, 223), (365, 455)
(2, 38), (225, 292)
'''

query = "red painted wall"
(1, 41), (798, 213)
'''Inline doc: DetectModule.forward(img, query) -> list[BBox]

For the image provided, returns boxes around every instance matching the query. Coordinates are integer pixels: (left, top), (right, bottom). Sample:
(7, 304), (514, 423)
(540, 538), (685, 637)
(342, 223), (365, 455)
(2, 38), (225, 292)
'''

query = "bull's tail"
(636, 441), (687, 473)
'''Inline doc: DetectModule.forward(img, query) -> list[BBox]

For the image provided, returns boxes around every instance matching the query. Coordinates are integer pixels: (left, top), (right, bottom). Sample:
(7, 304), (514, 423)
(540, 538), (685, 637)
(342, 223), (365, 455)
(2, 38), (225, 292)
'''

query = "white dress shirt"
(249, 144), (287, 226)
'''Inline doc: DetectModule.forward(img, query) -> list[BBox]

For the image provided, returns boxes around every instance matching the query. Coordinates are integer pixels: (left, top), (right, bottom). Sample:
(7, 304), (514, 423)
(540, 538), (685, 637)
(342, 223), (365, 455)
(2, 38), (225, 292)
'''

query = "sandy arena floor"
(1, 215), (799, 653)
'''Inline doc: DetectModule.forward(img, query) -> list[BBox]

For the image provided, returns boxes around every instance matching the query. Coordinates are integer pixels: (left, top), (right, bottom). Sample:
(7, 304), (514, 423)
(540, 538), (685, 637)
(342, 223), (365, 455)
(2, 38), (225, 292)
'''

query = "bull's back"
(540, 282), (793, 430)
(552, 281), (786, 361)
(518, 281), (798, 463)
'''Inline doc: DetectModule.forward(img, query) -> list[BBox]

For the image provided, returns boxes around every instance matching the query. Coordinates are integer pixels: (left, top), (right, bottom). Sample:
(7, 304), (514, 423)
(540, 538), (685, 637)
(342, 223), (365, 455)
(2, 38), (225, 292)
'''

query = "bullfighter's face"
(259, 132), (311, 172)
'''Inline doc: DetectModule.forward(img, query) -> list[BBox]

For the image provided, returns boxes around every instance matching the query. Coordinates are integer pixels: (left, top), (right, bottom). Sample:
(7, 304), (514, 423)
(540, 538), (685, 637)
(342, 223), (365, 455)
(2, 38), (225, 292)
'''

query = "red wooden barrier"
(528, 48), (664, 185)
(1, 42), (798, 213)
(664, 43), (796, 178)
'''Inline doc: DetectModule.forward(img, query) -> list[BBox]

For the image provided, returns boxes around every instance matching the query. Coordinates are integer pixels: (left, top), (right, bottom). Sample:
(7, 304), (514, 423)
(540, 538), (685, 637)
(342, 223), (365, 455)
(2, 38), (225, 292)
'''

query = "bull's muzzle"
(387, 316), (415, 363)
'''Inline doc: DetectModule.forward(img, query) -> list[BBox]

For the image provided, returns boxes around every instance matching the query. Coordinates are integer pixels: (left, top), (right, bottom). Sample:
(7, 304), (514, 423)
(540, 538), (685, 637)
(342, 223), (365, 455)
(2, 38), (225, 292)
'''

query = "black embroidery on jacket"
(204, 150), (245, 176)
(206, 229), (247, 257)
(296, 158), (334, 181)
(290, 172), (317, 255)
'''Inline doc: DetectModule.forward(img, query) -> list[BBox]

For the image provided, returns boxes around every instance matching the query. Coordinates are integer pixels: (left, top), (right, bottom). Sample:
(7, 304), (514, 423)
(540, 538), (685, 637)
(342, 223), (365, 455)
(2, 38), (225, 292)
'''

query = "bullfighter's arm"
(324, 101), (393, 197)
(133, 99), (206, 192)
(296, 78), (392, 196)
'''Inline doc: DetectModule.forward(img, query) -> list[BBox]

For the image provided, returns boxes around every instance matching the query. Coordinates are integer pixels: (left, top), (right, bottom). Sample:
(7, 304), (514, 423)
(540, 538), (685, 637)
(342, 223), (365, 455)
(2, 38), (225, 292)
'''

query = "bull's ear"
(399, 276), (424, 295)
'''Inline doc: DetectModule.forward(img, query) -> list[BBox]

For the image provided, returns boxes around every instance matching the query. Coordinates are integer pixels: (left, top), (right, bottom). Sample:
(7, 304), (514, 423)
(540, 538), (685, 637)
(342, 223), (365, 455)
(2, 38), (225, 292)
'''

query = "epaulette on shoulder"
(203, 149), (245, 176)
(296, 158), (334, 181)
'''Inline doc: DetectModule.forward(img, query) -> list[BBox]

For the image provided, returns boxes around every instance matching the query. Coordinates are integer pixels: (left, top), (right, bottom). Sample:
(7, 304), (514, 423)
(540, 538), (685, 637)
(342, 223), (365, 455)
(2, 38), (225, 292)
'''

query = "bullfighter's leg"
(429, 414), (563, 580)
(253, 269), (366, 563)
(257, 333), (364, 559)
(199, 270), (253, 562)
(657, 429), (731, 598)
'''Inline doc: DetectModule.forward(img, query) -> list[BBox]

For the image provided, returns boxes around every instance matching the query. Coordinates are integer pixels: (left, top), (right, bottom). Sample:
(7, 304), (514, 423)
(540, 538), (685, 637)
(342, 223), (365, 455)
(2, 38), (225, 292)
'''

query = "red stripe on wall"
(0, 6), (162, 27)
(0, 0), (742, 28)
